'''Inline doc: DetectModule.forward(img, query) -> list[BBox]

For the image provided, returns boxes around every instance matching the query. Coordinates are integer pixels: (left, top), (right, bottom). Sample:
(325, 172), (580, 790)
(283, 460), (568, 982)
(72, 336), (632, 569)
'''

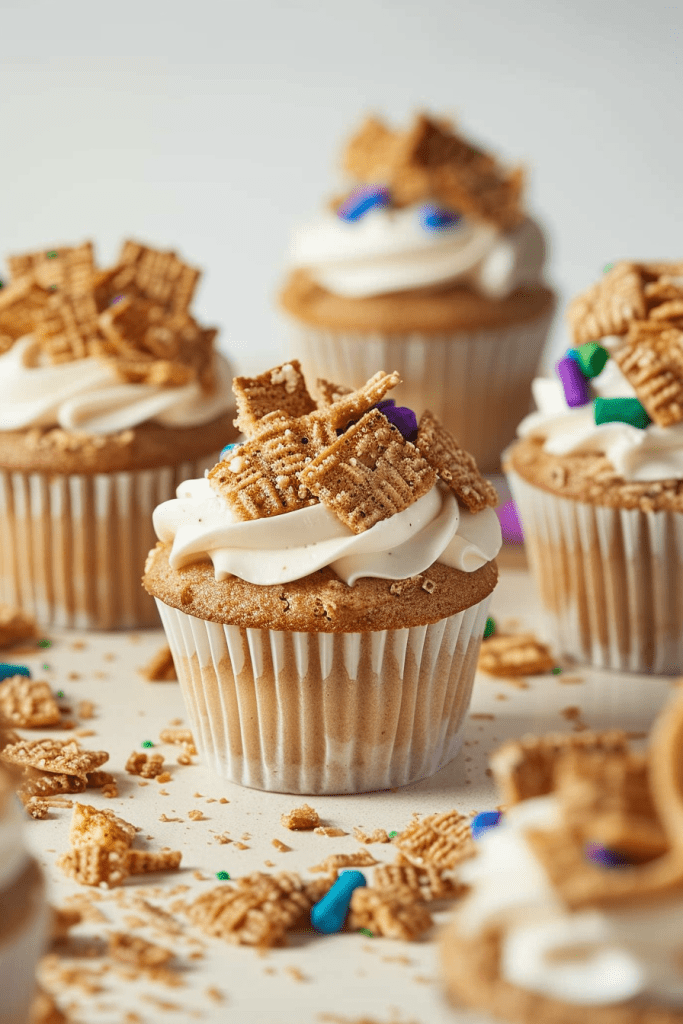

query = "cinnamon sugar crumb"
(272, 838), (291, 852)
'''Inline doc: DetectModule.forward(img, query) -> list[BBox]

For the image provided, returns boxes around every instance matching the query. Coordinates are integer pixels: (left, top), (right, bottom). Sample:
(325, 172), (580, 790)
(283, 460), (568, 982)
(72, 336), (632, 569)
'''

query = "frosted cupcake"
(279, 112), (555, 472)
(505, 260), (683, 674)
(143, 360), (501, 794)
(0, 763), (49, 1024)
(0, 240), (238, 629)
(441, 690), (683, 1023)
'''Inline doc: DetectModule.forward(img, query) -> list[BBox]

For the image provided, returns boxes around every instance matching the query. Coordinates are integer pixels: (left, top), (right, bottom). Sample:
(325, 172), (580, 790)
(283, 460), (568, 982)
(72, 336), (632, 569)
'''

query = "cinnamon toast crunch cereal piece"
(353, 827), (390, 844)
(232, 360), (317, 436)
(0, 275), (51, 344)
(35, 289), (100, 363)
(118, 240), (200, 314)
(109, 932), (174, 968)
(281, 804), (320, 830)
(0, 738), (108, 777)
(68, 803), (136, 850)
(140, 645), (177, 681)
(19, 770), (87, 800)
(373, 863), (466, 902)
(322, 370), (400, 430)
(7, 242), (95, 294)
(0, 605), (38, 649)
(315, 378), (354, 407)
(125, 849), (182, 875)
(0, 676), (61, 728)
(392, 810), (475, 869)
(489, 728), (629, 806)
(478, 634), (555, 677)
(208, 412), (335, 520)
(567, 261), (647, 345)
(57, 844), (130, 888)
(343, 115), (399, 181)
(309, 850), (379, 873)
(301, 408), (436, 533)
(612, 322), (683, 427)
(347, 885), (433, 940)
(125, 751), (165, 778)
(159, 728), (197, 755)
(416, 410), (498, 512)
(186, 871), (332, 948)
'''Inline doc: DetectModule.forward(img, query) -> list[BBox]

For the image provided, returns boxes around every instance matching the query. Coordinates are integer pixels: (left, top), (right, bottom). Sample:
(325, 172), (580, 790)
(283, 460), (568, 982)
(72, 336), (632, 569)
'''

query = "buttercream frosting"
(288, 206), (546, 300)
(0, 335), (236, 434)
(456, 796), (683, 1007)
(153, 477), (502, 586)
(517, 348), (683, 482)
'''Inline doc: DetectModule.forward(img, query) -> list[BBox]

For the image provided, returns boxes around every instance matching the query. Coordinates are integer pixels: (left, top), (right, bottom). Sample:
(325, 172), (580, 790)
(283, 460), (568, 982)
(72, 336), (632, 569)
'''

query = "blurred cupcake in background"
(0, 240), (238, 629)
(505, 260), (683, 674)
(279, 112), (555, 472)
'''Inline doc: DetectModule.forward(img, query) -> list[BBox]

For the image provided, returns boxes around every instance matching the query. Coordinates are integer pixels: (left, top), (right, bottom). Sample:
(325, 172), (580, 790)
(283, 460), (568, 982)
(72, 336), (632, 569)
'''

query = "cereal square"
(232, 360), (317, 436)
(416, 410), (498, 512)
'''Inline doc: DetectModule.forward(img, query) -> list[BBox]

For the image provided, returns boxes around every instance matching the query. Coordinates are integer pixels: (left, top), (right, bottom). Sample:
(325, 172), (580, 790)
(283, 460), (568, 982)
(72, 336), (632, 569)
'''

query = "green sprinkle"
(483, 616), (496, 639)
(358, 928), (374, 937)
(388, 831), (398, 839)
(603, 263), (614, 273)
(56, 690), (64, 698)
(141, 740), (154, 748)
(38, 639), (51, 648)
(551, 667), (562, 675)
(594, 397), (650, 430)
(46, 251), (58, 258)
(216, 871), (230, 881)
(42, 664), (49, 670)
(574, 342), (609, 379)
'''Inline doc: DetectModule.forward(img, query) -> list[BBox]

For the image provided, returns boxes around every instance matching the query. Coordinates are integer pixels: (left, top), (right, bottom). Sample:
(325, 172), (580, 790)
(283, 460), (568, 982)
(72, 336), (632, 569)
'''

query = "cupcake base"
(155, 594), (492, 794)
(439, 921), (683, 1024)
(507, 466), (683, 675)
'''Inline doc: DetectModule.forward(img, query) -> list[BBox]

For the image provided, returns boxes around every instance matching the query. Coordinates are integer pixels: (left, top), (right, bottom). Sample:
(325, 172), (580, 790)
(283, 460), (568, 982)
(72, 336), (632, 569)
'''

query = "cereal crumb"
(281, 803), (320, 830)
(272, 838), (291, 853)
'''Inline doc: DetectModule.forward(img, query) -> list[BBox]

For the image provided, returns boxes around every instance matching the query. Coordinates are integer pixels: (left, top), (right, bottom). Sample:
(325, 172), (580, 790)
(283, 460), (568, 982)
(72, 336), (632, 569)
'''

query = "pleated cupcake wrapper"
(0, 454), (219, 630)
(286, 307), (553, 473)
(507, 469), (683, 675)
(155, 594), (492, 794)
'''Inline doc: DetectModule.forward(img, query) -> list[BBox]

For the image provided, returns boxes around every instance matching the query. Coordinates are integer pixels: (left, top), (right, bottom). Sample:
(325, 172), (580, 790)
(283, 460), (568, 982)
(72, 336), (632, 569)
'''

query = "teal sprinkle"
(483, 616), (496, 639)
(574, 342), (609, 379)
(38, 639), (52, 648)
(594, 397), (650, 430)
(216, 871), (230, 881)
(551, 667), (562, 675)
(358, 928), (374, 937)
(141, 740), (154, 748)
(603, 263), (615, 273)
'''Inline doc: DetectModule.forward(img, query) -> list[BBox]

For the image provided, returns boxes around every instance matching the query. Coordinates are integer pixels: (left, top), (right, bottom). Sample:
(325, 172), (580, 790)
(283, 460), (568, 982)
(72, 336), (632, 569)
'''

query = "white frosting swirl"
(517, 352), (683, 482)
(153, 478), (501, 586)
(288, 206), (546, 300)
(455, 796), (683, 1007)
(0, 785), (29, 891)
(0, 335), (236, 435)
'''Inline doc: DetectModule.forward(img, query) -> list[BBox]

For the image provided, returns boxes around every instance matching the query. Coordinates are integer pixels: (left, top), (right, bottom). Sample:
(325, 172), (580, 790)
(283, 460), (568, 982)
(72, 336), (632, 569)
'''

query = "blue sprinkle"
(0, 664), (31, 682)
(471, 811), (503, 840)
(220, 442), (242, 461)
(311, 870), (367, 934)
(337, 185), (390, 223)
(420, 204), (462, 231)
(584, 842), (630, 868)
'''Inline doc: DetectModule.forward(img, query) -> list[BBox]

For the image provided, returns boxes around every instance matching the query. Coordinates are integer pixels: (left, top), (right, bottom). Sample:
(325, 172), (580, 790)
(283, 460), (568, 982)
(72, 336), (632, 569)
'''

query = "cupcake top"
(452, 691), (683, 1008)
(151, 359), (501, 601)
(513, 261), (683, 508)
(284, 113), (547, 301)
(0, 240), (235, 436)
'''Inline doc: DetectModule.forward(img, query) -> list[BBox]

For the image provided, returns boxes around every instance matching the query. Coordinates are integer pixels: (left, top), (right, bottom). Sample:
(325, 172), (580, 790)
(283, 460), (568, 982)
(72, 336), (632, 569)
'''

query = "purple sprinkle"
(584, 842), (630, 868)
(377, 402), (418, 442)
(497, 500), (524, 544)
(556, 356), (591, 408)
(420, 204), (462, 231)
(337, 185), (391, 223)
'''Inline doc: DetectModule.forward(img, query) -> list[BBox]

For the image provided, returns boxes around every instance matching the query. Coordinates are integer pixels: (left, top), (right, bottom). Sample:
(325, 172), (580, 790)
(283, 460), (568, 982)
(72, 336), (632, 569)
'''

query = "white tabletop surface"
(17, 555), (678, 1024)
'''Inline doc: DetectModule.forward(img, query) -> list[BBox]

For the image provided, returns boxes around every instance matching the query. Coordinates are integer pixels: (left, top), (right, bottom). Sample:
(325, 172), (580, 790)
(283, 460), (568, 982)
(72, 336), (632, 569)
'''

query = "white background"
(1, 0), (682, 378)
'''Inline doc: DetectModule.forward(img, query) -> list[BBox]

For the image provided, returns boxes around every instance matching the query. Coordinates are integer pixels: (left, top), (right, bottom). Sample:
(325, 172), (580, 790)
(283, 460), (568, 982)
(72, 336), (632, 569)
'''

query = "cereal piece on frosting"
(232, 360), (317, 437)
(567, 261), (647, 345)
(300, 408), (436, 534)
(315, 377), (354, 407)
(416, 410), (498, 513)
(208, 411), (336, 520)
(612, 322), (683, 427)
(8, 242), (95, 295)
(322, 370), (400, 430)
(117, 239), (201, 314)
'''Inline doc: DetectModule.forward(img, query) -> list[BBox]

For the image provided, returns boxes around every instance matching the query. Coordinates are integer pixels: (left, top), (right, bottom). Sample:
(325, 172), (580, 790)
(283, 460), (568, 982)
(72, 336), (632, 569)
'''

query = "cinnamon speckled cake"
(143, 360), (501, 794)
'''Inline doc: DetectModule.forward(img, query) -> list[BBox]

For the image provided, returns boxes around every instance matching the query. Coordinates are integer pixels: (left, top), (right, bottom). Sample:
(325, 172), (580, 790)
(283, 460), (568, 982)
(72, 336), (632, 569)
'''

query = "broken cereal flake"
(0, 737), (108, 776)
(348, 886), (433, 941)
(0, 676), (61, 728)
(159, 728), (197, 755)
(280, 803), (320, 830)
(478, 633), (555, 677)
(232, 359), (317, 436)
(309, 849), (379, 873)
(416, 409), (498, 513)
(353, 826), (391, 844)
(69, 803), (136, 849)
(108, 932), (174, 968)
(0, 604), (38, 649)
(392, 810), (475, 869)
(313, 826), (348, 838)
(57, 844), (130, 888)
(125, 751), (165, 778)
(272, 838), (292, 852)
(140, 645), (177, 681)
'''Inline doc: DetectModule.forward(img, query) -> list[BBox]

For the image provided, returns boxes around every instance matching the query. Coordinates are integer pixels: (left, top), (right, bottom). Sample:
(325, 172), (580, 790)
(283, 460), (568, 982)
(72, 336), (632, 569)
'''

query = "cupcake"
(440, 690), (683, 1023)
(279, 112), (555, 473)
(143, 359), (501, 794)
(0, 761), (49, 1024)
(505, 260), (683, 674)
(0, 240), (238, 629)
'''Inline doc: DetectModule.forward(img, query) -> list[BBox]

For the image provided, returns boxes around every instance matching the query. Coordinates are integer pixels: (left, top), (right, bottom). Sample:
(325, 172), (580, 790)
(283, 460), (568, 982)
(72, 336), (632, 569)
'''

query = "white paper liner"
(155, 594), (492, 794)
(0, 454), (219, 630)
(507, 468), (683, 675)
(0, 868), (48, 1024)
(285, 308), (553, 473)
